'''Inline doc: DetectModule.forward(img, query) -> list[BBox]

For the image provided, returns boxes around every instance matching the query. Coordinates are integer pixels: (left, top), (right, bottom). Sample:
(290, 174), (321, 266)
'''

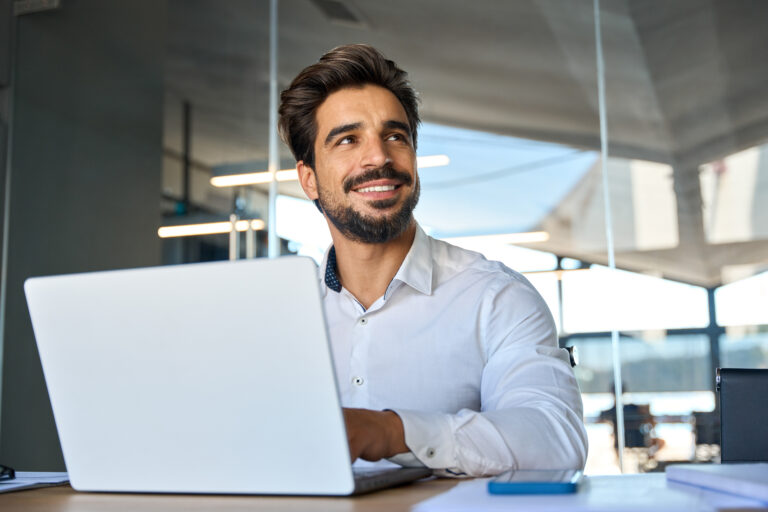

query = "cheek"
(318, 156), (356, 186)
(391, 148), (416, 168)
(313, 170), (343, 198)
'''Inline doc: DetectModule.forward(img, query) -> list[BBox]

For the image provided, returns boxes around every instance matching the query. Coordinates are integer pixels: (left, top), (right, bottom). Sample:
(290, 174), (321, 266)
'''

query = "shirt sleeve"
(390, 278), (588, 477)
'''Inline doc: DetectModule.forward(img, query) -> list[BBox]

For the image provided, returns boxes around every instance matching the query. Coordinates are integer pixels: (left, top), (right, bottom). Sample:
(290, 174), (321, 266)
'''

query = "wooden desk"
(0, 477), (458, 512)
(5, 474), (768, 511)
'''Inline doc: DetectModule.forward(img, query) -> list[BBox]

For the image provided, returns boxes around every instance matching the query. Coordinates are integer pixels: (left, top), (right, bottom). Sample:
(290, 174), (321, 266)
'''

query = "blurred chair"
(717, 368), (768, 462)
(692, 410), (720, 462)
(599, 402), (662, 472)
(622, 404), (654, 448)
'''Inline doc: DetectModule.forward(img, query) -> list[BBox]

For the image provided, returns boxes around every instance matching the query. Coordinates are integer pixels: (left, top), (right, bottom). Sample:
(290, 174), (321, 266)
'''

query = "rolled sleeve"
(390, 409), (458, 471)
(391, 278), (587, 478)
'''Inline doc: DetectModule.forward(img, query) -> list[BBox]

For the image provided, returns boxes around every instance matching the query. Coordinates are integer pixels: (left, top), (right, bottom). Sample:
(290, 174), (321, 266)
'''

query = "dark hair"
(278, 44), (420, 169)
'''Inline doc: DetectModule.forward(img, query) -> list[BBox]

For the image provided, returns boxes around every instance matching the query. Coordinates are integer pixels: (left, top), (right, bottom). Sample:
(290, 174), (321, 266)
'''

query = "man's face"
(297, 84), (419, 244)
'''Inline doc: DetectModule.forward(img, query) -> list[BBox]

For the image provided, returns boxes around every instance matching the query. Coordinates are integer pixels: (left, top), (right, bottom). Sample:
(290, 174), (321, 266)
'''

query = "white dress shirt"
(320, 224), (588, 477)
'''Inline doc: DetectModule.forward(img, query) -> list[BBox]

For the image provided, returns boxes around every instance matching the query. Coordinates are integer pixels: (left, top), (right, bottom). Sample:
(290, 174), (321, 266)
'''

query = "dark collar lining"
(325, 246), (342, 292)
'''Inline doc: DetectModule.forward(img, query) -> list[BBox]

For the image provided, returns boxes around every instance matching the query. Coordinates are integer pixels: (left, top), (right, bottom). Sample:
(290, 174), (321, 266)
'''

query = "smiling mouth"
(356, 184), (398, 193)
(343, 165), (413, 194)
(349, 181), (404, 208)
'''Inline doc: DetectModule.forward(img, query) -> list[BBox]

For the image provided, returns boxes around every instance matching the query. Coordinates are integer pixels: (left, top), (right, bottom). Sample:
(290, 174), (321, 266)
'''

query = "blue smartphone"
(488, 469), (583, 494)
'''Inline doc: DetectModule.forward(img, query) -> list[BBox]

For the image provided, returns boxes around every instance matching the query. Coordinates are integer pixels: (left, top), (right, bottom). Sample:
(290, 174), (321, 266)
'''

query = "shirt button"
(426, 447), (436, 458)
(352, 376), (364, 386)
(359, 317), (368, 325)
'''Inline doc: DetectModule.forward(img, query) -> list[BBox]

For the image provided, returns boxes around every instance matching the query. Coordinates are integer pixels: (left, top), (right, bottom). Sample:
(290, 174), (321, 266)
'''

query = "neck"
(329, 222), (417, 309)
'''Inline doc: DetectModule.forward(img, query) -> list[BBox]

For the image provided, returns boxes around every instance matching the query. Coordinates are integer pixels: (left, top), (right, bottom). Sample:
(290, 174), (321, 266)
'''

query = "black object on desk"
(717, 368), (768, 462)
(0, 464), (15, 481)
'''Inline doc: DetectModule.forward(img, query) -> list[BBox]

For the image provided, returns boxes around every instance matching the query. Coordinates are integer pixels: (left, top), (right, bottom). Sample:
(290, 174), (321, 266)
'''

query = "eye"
(387, 133), (407, 142)
(337, 135), (356, 145)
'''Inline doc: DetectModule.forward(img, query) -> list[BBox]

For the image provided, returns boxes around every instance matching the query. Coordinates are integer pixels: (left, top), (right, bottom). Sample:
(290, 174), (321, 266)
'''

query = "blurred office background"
(1, 0), (766, 474)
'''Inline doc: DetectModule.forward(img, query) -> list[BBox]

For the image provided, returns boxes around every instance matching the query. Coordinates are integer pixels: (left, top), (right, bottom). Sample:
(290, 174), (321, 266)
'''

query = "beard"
(317, 165), (420, 244)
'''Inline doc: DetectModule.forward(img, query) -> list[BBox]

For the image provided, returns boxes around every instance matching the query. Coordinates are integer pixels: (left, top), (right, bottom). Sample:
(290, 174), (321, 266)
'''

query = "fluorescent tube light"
(522, 268), (590, 280)
(209, 155), (450, 188)
(416, 154), (451, 168)
(210, 169), (298, 187)
(158, 219), (266, 238)
(443, 231), (550, 246)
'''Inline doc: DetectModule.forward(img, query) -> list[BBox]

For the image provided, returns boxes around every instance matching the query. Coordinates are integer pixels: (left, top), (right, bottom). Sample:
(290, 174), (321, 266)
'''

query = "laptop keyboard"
(353, 467), (404, 479)
(351, 466), (433, 494)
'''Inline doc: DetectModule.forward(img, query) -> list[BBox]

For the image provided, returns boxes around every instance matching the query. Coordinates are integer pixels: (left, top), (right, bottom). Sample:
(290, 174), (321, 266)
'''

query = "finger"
(348, 437), (362, 463)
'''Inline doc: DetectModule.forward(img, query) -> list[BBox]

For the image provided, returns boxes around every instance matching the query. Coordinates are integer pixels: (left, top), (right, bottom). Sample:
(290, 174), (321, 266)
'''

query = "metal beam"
(267, 0), (278, 258)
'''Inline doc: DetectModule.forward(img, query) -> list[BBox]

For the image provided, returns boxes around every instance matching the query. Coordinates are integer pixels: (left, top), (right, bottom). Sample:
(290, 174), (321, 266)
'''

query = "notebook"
(666, 463), (768, 503)
(24, 257), (431, 495)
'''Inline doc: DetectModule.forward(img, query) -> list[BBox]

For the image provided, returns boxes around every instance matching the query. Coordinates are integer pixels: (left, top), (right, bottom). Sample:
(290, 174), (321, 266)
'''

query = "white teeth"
(357, 185), (396, 193)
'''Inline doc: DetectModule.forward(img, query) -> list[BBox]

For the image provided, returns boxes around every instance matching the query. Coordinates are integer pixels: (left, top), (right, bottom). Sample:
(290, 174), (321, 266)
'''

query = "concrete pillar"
(0, 0), (166, 470)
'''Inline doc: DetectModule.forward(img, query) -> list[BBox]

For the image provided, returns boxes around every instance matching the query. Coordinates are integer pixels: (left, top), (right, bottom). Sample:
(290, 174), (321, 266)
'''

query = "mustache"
(343, 165), (414, 194)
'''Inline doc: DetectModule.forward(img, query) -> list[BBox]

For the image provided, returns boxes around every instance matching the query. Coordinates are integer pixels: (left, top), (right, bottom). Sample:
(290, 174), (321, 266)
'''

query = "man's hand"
(342, 408), (409, 462)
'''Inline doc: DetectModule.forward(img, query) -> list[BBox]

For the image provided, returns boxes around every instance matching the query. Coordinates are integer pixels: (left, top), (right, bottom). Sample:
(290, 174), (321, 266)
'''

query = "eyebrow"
(324, 123), (361, 146)
(322, 120), (412, 147)
(384, 120), (411, 138)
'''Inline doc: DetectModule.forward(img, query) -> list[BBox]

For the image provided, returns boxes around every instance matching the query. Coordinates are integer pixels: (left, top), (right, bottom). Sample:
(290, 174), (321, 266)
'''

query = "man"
(278, 44), (587, 477)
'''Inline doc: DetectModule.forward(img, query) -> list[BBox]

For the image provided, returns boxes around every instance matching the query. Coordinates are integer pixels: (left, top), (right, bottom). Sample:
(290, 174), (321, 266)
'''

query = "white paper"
(0, 471), (69, 493)
(414, 474), (766, 512)
(667, 463), (768, 502)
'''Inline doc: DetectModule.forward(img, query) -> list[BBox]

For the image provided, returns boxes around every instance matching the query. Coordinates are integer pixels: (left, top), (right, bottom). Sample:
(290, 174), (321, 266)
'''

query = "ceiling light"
(443, 231), (550, 246)
(522, 268), (590, 280)
(158, 219), (266, 238)
(416, 154), (451, 168)
(210, 169), (298, 187)
(209, 155), (450, 188)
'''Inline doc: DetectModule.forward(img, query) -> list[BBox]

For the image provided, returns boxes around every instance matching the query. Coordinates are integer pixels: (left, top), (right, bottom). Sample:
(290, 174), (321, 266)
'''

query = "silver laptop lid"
(25, 257), (355, 495)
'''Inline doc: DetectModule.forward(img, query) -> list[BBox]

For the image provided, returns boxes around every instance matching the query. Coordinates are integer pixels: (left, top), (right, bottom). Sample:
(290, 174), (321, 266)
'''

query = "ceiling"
(163, 0), (768, 287)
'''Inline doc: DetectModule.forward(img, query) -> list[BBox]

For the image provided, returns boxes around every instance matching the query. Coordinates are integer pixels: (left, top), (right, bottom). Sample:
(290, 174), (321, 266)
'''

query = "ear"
(296, 160), (319, 201)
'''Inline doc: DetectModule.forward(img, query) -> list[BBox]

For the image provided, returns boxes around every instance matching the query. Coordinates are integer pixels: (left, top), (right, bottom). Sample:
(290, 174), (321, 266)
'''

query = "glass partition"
(161, 0), (276, 263)
(153, 0), (768, 476)
(597, 0), (768, 472)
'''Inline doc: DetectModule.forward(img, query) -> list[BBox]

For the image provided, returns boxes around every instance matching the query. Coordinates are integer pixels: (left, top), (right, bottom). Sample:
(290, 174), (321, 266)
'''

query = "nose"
(360, 137), (390, 169)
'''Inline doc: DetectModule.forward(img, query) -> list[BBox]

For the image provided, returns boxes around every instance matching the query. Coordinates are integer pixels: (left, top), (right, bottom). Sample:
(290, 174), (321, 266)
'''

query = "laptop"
(24, 257), (431, 495)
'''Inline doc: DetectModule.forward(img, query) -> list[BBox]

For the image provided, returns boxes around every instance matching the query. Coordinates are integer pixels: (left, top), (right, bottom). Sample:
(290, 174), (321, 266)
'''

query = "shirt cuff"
(389, 408), (457, 470)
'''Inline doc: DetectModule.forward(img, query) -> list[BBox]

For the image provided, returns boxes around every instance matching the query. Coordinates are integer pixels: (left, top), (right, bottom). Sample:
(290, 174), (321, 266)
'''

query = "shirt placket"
(343, 290), (371, 408)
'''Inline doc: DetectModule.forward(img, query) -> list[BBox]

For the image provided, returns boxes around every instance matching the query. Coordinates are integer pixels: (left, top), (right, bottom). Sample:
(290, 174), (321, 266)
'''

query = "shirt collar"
(324, 246), (342, 293)
(389, 224), (433, 296)
(320, 224), (434, 297)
